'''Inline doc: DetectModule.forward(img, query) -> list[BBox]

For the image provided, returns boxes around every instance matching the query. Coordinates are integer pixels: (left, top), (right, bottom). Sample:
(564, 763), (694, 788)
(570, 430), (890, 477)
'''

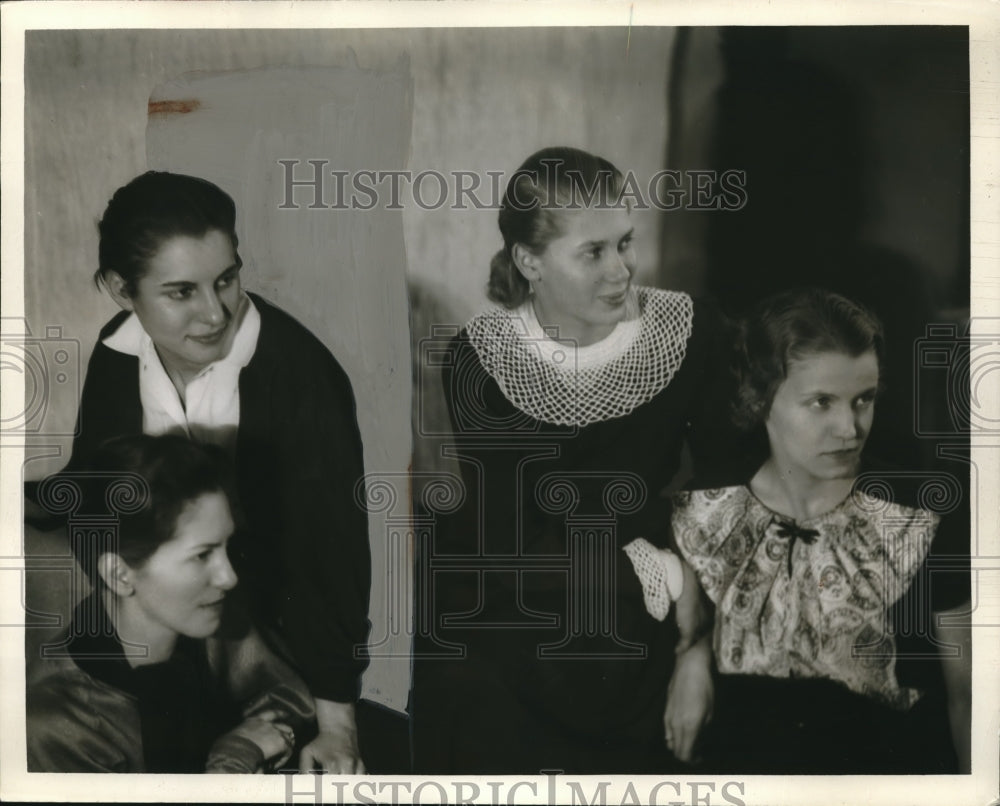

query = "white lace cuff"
(622, 538), (684, 621)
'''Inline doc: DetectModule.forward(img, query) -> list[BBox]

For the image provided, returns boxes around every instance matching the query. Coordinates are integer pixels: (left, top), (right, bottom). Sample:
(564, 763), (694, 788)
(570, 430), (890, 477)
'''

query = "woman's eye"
(587, 247), (603, 260)
(855, 393), (876, 409)
(196, 549), (214, 562)
(811, 397), (832, 409)
(216, 272), (236, 289)
(169, 287), (194, 301)
(618, 238), (633, 253)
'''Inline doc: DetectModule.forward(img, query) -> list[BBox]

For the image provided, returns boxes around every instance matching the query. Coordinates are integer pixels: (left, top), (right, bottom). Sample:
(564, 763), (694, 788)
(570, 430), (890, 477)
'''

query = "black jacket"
(64, 293), (371, 702)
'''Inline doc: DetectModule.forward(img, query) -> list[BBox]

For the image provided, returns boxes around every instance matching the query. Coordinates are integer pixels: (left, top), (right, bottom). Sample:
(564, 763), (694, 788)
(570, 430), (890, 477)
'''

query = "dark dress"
(413, 288), (741, 773)
(672, 468), (970, 774)
(57, 293), (371, 704)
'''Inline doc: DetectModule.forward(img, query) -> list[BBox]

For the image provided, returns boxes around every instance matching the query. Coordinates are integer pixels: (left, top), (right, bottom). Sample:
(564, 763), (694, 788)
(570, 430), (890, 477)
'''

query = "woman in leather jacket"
(27, 434), (314, 773)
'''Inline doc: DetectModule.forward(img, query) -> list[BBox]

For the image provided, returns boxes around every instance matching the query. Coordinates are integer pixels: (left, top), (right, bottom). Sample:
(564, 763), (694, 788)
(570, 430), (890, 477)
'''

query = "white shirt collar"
(103, 291), (260, 369)
(102, 292), (261, 448)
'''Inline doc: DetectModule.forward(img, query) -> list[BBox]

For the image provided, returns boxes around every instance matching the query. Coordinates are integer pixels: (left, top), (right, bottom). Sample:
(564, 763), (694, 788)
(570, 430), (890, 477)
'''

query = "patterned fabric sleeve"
(670, 487), (754, 604)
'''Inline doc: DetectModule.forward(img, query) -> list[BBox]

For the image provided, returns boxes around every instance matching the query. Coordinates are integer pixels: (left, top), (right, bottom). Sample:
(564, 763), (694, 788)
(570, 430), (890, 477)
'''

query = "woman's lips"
(189, 327), (227, 345)
(600, 290), (628, 306)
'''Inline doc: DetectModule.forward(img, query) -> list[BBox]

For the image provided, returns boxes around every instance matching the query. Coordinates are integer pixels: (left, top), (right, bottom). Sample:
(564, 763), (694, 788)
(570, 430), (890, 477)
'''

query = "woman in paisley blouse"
(672, 288), (971, 773)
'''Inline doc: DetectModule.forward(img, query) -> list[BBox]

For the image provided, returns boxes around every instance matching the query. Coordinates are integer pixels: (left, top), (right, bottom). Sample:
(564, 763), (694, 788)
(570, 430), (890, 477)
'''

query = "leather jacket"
(27, 595), (315, 773)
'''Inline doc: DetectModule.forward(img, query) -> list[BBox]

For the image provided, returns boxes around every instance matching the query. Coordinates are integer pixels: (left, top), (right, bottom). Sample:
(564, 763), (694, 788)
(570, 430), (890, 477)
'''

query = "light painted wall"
(402, 26), (676, 325)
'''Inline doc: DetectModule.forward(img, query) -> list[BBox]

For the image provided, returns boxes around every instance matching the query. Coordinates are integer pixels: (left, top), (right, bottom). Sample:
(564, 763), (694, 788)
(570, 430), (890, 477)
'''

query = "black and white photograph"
(1, 2), (997, 804)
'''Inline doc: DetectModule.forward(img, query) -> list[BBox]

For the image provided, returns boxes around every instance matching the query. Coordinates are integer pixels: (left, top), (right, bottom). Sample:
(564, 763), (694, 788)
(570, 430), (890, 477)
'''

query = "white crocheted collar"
(514, 293), (642, 371)
(465, 286), (694, 427)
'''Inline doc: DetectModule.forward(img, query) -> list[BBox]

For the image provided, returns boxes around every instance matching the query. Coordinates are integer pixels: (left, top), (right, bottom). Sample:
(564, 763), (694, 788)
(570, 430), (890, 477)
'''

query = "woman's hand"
(298, 699), (365, 774)
(664, 634), (714, 763)
(210, 710), (296, 773)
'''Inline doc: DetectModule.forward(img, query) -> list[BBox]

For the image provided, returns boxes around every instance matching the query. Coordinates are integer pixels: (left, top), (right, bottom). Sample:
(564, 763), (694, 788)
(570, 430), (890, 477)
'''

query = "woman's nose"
(214, 554), (238, 591)
(833, 406), (861, 440)
(607, 251), (633, 283)
(200, 290), (227, 325)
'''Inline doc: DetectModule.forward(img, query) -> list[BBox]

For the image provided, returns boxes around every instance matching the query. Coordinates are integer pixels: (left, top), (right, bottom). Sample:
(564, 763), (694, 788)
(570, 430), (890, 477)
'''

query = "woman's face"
(522, 205), (636, 346)
(127, 491), (237, 642)
(117, 229), (243, 379)
(765, 349), (879, 484)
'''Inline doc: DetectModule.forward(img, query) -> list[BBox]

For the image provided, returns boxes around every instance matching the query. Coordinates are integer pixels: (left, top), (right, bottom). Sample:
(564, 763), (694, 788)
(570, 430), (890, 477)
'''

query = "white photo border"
(2, 2), (997, 804)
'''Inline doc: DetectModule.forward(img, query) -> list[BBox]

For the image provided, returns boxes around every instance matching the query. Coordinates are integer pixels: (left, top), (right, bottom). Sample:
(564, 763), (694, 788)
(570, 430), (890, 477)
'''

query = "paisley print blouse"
(672, 486), (937, 710)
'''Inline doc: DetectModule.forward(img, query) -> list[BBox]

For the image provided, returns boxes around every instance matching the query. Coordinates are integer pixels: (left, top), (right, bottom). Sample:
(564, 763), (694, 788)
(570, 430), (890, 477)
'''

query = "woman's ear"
(511, 243), (541, 283)
(104, 272), (135, 312)
(97, 553), (135, 597)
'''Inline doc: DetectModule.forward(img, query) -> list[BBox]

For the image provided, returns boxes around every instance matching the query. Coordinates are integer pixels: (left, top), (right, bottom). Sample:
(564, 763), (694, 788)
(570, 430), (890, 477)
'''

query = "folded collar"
(102, 292), (261, 376)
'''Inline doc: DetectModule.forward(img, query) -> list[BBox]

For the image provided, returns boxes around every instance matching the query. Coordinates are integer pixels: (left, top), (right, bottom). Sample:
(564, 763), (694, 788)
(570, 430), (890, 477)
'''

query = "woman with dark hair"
(59, 171), (370, 772)
(414, 147), (737, 773)
(671, 288), (971, 773)
(27, 435), (314, 773)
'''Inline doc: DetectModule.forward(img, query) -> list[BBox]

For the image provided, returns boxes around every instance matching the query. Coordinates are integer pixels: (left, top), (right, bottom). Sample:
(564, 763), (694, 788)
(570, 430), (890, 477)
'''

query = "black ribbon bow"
(772, 517), (821, 575)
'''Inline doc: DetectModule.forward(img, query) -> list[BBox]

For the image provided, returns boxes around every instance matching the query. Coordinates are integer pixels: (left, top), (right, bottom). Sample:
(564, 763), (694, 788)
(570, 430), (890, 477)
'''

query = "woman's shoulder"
(96, 309), (133, 341)
(441, 324), (523, 426)
(449, 325), (485, 365)
(670, 486), (754, 548)
(852, 456), (954, 514)
(853, 455), (970, 609)
(637, 288), (734, 366)
(29, 656), (104, 716)
(456, 308), (518, 380)
(27, 654), (137, 772)
(669, 485), (758, 603)
(637, 286), (691, 306)
(635, 287), (726, 324)
(463, 301), (525, 347)
(451, 324), (475, 348)
(671, 485), (752, 527)
(88, 311), (140, 372)
(251, 293), (328, 349)
(849, 456), (957, 547)
(636, 286), (693, 326)
(247, 293), (351, 378)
